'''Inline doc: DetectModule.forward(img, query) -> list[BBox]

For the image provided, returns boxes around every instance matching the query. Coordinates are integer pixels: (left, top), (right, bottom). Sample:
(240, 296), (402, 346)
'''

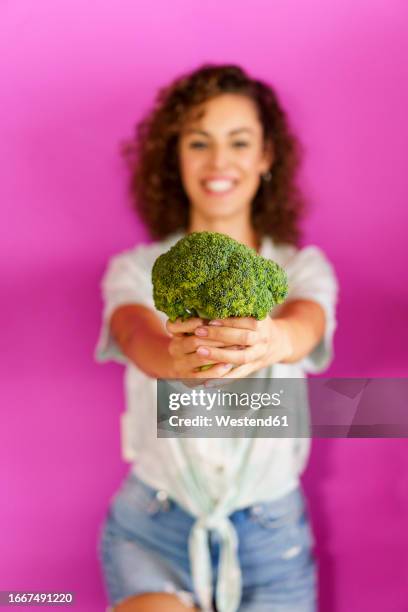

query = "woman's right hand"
(166, 317), (234, 381)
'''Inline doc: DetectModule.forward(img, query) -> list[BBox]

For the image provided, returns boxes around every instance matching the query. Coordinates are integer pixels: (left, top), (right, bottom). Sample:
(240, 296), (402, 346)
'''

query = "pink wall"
(1, 1), (407, 610)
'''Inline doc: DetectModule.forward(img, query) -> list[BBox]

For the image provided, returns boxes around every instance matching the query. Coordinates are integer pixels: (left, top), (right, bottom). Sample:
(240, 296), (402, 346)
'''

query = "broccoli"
(152, 231), (288, 322)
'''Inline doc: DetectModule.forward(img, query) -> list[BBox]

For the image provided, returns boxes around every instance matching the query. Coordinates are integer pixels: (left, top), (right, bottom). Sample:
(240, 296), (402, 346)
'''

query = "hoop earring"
(262, 170), (272, 182)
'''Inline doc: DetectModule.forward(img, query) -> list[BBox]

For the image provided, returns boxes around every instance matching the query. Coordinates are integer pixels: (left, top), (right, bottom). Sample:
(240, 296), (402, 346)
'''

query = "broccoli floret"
(152, 231), (288, 322)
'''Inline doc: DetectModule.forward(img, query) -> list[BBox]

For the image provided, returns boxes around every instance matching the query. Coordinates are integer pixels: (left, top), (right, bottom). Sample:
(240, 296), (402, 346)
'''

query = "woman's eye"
(189, 141), (207, 149)
(188, 141), (249, 150)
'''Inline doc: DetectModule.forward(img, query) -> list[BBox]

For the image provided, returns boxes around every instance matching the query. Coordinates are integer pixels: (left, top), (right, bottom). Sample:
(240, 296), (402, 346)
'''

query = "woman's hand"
(191, 316), (293, 381)
(165, 317), (235, 383)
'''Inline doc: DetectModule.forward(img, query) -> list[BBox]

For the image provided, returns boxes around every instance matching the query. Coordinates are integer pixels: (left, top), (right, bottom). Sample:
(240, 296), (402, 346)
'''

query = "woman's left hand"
(193, 316), (293, 380)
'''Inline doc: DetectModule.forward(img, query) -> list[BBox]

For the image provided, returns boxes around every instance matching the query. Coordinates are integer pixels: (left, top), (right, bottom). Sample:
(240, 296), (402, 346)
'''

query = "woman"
(95, 64), (338, 612)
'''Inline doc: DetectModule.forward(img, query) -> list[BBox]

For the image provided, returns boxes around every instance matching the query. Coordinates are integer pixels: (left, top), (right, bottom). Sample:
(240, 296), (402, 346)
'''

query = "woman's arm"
(166, 299), (326, 379)
(110, 298), (325, 380)
(163, 299), (326, 374)
(110, 304), (176, 379)
(109, 304), (236, 379)
(273, 299), (326, 364)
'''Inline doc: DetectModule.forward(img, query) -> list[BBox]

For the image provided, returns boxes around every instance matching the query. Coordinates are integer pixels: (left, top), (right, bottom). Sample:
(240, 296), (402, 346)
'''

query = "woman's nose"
(208, 145), (230, 170)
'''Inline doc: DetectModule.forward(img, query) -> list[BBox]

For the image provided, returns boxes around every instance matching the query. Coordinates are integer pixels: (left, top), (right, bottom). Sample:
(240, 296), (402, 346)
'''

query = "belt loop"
(156, 489), (170, 511)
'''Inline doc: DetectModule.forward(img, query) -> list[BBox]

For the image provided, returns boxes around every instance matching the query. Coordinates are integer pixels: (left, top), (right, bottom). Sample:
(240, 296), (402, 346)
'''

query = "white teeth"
(204, 180), (235, 193)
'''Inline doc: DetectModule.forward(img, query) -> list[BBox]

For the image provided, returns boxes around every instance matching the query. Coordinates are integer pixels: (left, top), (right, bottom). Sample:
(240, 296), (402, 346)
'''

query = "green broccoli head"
(152, 231), (288, 322)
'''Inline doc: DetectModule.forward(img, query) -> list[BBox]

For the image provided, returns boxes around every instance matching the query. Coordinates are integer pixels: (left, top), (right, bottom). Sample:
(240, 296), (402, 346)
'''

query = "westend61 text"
(168, 389), (284, 411)
(168, 414), (289, 427)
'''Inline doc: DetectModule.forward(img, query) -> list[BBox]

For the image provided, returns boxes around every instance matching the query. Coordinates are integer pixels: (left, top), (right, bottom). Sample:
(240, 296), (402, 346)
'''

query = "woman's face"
(177, 93), (273, 221)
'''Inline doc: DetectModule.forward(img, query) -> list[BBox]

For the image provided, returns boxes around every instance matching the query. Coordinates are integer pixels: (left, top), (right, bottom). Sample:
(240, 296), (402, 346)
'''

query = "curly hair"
(122, 63), (307, 246)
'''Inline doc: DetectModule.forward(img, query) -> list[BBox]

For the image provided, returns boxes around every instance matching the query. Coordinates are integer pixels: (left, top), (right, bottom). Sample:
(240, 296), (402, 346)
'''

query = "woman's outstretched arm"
(110, 304), (176, 379)
(110, 300), (326, 379)
(109, 304), (237, 380)
(165, 299), (327, 379)
(273, 299), (326, 364)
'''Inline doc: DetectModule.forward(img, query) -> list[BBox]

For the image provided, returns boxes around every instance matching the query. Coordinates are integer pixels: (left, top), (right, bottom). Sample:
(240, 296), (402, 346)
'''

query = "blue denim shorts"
(98, 471), (317, 612)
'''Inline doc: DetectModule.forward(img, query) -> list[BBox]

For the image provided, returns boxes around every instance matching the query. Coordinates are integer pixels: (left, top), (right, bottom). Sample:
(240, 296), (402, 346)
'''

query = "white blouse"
(95, 231), (338, 612)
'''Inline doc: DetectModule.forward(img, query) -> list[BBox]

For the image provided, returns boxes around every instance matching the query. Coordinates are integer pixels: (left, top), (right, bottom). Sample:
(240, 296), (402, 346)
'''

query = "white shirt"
(94, 231), (338, 612)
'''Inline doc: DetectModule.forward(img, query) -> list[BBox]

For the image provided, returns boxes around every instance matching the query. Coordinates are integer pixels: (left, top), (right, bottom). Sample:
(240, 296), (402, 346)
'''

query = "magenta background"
(1, 1), (408, 610)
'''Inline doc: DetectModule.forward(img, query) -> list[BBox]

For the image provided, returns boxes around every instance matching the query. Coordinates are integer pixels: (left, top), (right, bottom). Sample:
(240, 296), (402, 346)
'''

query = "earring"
(262, 170), (272, 182)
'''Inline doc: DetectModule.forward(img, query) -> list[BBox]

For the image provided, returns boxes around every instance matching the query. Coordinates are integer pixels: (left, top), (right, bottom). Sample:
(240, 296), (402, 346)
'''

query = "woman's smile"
(201, 177), (238, 196)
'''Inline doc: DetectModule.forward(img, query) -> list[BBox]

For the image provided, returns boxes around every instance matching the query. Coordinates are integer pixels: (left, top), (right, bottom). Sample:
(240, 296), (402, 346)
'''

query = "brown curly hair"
(122, 63), (307, 246)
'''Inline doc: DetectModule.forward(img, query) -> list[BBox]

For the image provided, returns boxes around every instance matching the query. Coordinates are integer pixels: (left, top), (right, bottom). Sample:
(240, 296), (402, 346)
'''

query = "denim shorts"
(98, 471), (317, 612)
